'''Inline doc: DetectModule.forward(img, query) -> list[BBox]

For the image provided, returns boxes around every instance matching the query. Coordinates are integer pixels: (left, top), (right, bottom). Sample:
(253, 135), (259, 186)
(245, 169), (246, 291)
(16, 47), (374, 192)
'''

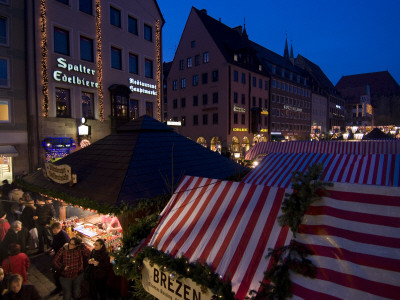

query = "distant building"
(294, 55), (345, 135)
(165, 7), (312, 159)
(336, 71), (400, 126)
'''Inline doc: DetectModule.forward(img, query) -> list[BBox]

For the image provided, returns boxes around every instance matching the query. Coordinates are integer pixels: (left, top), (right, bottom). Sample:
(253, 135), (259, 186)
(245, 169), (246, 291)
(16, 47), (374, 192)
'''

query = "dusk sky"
(157, 0), (400, 86)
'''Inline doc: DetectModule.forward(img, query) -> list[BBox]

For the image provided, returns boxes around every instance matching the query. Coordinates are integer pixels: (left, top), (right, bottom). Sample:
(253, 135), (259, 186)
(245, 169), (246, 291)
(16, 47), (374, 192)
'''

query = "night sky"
(157, 0), (400, 86)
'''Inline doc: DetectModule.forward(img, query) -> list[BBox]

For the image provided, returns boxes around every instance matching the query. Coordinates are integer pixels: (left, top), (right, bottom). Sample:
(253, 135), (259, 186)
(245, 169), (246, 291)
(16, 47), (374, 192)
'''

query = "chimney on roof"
(200, 9), (207, 14)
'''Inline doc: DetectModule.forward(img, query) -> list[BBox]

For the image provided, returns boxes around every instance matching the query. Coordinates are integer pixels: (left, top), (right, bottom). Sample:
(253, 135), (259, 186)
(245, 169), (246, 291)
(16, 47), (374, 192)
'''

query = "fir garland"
(253, 163), (332, 299)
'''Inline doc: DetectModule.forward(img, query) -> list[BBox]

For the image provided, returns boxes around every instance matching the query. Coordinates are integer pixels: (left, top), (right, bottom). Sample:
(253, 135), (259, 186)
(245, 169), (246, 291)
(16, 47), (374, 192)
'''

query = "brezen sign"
(141, 258), (215, 300)
(44, 163), (77, 185)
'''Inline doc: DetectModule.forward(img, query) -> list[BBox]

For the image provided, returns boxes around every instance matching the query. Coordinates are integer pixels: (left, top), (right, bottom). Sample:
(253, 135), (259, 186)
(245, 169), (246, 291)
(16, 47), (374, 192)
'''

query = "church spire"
(242, 17), (248, 39)
(283, 34), (289, 59)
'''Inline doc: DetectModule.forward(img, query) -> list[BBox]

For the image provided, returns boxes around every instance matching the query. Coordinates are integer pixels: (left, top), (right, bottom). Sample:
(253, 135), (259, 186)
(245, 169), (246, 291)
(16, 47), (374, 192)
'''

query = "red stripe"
(336, 155), (351, 182)
(328, 190), (400, 207)
(314, 268), (400, 299)
(291, 282), (342, 300)
(184, 181), (236, 259)
(298, 224), (400, 249)
(166, 179), (223, 256)
(306, 205), (400, 228)
(296, 242), (400, 273)
(234, 188), (286, 299)
(211, 185), (258, 269)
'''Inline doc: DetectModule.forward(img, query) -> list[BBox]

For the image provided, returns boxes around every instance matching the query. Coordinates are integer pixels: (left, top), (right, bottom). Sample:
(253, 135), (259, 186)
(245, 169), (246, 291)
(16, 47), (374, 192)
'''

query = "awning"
(0, 145), (18, 157)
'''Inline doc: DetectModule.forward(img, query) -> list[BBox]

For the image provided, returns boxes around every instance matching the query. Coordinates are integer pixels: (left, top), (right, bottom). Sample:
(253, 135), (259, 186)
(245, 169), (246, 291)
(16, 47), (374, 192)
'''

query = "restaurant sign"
(44, 163), (77, 185)
(142, 258), (214, 300)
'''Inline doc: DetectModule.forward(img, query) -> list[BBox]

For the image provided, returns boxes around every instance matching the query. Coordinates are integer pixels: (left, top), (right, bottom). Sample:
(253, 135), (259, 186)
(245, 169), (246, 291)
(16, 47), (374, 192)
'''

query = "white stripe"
(367, 155), (376, 184)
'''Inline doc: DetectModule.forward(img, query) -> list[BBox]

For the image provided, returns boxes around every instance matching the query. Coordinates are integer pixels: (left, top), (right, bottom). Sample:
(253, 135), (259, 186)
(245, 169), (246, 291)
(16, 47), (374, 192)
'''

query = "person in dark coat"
(2, 274), (41, 300)
(20, 201), (35, 233)
(87, 239), (111, 300)
(34, 198), (53, 253)
(0, 267), (8, 297)
(1, 221), (29, 261)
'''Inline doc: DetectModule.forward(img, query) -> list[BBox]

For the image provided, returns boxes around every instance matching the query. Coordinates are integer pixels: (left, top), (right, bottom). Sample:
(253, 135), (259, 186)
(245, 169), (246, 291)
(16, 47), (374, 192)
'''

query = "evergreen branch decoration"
(278, 163), (332, 237)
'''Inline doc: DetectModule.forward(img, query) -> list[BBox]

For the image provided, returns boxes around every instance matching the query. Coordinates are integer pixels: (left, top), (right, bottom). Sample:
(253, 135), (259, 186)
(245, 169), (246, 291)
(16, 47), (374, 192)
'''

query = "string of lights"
(40, 0), (49, 117)
(96, 0), (104, 122)
(156, 20), (161, 121)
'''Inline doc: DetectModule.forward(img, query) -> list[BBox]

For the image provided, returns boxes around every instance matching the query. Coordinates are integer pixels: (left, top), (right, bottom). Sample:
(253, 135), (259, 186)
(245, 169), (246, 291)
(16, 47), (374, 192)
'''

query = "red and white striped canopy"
(145, 176), (400, 299)
(243, 153), (400, 187)
(245, 140), (400, 160)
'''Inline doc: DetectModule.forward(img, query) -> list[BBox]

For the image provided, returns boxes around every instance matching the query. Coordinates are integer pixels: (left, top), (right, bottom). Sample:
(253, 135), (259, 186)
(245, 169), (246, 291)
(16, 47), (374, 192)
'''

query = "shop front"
(0, 145), (18, 184)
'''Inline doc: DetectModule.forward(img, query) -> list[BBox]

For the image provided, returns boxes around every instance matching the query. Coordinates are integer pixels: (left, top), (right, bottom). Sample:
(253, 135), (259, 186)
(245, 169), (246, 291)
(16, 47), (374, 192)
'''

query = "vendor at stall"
(101, 215), (122, 234)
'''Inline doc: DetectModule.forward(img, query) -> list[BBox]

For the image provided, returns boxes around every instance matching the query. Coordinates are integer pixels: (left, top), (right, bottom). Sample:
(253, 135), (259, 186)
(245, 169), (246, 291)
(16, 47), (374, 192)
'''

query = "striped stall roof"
(243, 153), (400, 187)
(145, 177), (400, 299)
(245, 140), (400, 160)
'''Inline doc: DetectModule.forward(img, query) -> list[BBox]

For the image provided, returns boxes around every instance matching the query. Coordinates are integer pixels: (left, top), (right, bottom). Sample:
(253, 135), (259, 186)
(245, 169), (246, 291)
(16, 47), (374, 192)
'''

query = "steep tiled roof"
(336, 71), (400, 96)
(22, 116), (246, 207)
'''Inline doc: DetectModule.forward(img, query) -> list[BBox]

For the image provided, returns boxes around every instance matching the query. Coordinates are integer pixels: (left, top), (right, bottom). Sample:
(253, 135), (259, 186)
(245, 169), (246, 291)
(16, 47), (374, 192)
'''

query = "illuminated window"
(0, 16), (8, 45)
(203, 52), (209, 63)
(80, 36), (93, 62)
(129, 53), (138, 74)
(112, 95), (128, 118)
(110, 6), (121, 28)
(187, 57), (192, 68)
(56, 88), (71, 118)
(111, 47), (122, 69)
(0, 99), (10, 123)
(0, 58), (9, 87)
(144, 24), (152, 42)
(192, 75), (198, 86)
(180, 78), (186, 89)
(172, 80), (177, 90)
(128, 16), (138, 35)
(79, 0), (92, 15)
(146, 101), (153, 117)
(81, 91), (94, 119)
(145, 59), (153, 78)
(54, 27), (70, 55)
(129, 99), (139, 120)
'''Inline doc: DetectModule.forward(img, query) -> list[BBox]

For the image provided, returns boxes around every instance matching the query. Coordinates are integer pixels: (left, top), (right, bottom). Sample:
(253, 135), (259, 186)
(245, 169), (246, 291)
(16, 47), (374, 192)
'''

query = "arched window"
(196, 137), (207, 148)
(210, 137), (221, 153)
(231, 136), (240, 153)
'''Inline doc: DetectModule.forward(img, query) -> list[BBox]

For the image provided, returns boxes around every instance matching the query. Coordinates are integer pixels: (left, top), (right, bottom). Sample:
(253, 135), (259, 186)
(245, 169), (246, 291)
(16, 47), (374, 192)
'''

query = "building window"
(56, 0), (68, 4)
(241, 94), (245, 105)
(193, 115), (198, 125)
(234, 92), (238, 104)
(110, 6), (121, 28)
(233, 70), (238, 82)
(265, 80), (269, 90)
(202, 94), (208, 105)
(80, 36), (94, 62)
(146, 101), (153, 117)
(0, 16), (8, 46)
(272, 79), (276, 88)
(0, 58), (9, 87)
(252, 97), (256, 107)
(241, 73), (246, 84)
(81, 91), (94, 119)
(212, 70), (219, 82)
(191, 40), (196, 48)
(213, 113), (218, 125)
(180, 78), (186, 89)
(145, 59), (153, 78)
(128, 16), (138, 35)
(129, 99), (139, 120)
(112, 95), (128, 118)
(202, 73), (208, 84)
(181, 98), (186, 108)
(181, 116), (186, 126)
(234, 113), (238, 124)
(192, 75), (198, 86)
(203, 114), (208, 125)
(0, 99), (10, 123)
(241, 114), (245, 125)
(144, 24), (153, 41)
(173, 99), (177, 109)
(56, 87), (71, 118)
(195, 55), (200, 66)
(79, 0), (92, 15)
(172, 80), (177, 90)
(259, 79), (262, 89)
(187, 57), (192, 68)
(54, 27), (70, 55)
(179, 60), (184, 70)
(252, 76), (256, 87)
(203, 52), (209, 63)
(193, 96), (198, 106)
(111, 47), (122, 70)
(213, 92), (218, 104)
(129, 53), (138, 74)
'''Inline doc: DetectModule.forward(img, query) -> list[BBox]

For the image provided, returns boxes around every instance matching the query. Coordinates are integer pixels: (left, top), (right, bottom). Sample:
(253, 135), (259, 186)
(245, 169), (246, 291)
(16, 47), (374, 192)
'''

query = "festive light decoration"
(42, 137), (76, 162)
(40, 0), (49, 117)
(155, 20), (161, 121)
(96, 0), (104, 122)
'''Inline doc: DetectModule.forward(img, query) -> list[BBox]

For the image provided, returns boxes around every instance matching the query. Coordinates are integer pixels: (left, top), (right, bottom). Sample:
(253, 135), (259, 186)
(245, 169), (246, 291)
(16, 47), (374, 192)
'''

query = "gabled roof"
(362, 128), (394, 140)
(336, 71), (400, 96)
(22, 116), (246, 207)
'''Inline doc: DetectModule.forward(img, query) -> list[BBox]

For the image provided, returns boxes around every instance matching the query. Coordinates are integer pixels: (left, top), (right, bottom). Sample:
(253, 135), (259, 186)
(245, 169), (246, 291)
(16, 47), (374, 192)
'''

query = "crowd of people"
(0, 180), (114, 300)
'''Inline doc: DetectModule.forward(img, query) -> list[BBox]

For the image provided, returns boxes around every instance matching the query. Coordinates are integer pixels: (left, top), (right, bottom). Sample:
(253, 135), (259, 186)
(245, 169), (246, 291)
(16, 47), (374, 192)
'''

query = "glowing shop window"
(0, 100), (10, 122)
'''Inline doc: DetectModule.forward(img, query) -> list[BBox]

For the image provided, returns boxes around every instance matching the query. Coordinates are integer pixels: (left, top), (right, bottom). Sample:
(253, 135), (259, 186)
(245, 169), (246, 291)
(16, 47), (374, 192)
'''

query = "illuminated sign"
(53, 58), (98, 88)
(167, 121), (182, 126)
(284, 105), (302, 112)
(233, 128), (247, 132)
(78, 124), (89, 136)
(129, 78), (157, 96)
(261, 109), (269, 115)
(260, 129), (268, 132)
(233, 105), (246, 113)
(44, 163), (77, 185)
(141, 258), (214, 300)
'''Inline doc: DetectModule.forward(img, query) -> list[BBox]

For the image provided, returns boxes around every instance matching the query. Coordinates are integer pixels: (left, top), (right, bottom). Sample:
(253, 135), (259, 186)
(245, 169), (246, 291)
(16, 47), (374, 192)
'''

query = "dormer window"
(272, 65), (276, 74)
(258, 65), (262, 71)
(234, 54), (238, 61)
